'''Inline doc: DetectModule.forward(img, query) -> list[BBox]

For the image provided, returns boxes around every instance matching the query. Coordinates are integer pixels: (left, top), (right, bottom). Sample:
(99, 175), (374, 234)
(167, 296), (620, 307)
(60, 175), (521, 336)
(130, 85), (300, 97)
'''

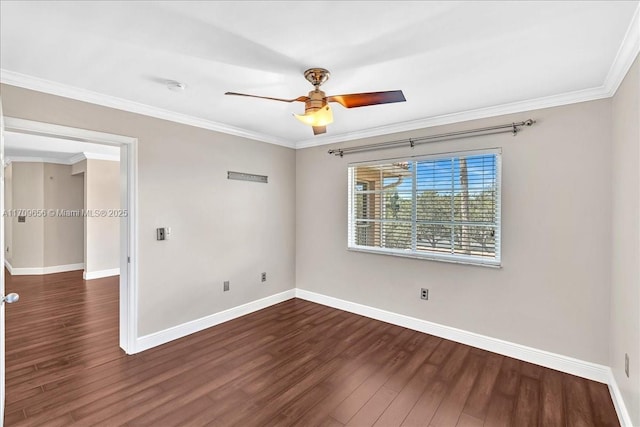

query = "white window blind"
(348, 150), (501, 266)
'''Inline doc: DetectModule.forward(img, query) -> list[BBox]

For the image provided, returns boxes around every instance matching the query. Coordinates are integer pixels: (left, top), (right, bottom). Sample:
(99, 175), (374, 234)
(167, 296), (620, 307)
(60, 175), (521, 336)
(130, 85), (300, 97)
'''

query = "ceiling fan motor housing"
(304, 68), (330, 88)
(306, 89), (327, 114)
(225, 66), (404, 135)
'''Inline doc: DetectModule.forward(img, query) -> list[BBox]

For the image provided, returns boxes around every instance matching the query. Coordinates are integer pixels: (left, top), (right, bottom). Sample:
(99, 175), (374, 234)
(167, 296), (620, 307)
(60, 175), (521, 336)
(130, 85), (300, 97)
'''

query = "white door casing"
(0, 94), (6, 426)
(1, 117), (139, 355)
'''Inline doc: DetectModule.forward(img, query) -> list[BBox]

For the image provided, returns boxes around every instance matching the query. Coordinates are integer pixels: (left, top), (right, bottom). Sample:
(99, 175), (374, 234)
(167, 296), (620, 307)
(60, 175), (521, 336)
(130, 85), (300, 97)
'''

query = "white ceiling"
(4, 131), (120, 164)
(1, 1), (638, 148)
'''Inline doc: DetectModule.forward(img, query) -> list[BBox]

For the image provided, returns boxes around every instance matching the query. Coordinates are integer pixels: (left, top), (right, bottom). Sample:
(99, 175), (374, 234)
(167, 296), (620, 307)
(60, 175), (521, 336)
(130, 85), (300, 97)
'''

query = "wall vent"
(227, 171), (268, 183)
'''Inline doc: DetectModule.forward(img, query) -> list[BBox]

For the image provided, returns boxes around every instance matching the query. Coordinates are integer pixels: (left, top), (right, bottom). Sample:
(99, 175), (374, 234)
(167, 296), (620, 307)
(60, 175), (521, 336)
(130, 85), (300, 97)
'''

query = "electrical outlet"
(261, 272), (267, 282)
(625, 353), (629, 378)
(223, 281), (230, 292)
(420, 288), (429, 300)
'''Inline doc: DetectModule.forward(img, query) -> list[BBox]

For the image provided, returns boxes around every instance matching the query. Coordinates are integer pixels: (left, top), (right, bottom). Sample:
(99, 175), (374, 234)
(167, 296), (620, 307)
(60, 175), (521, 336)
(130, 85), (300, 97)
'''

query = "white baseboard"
(5, 261), (84, 276)
(607, 369), (634, 427)
(294, 289), (610, 381)
(294, 289), (633, 426)
(135, 289), (296, 353)
(44, 263), (85, 274)
(83, 268), (120, 280)
(125, 285), (632, 426)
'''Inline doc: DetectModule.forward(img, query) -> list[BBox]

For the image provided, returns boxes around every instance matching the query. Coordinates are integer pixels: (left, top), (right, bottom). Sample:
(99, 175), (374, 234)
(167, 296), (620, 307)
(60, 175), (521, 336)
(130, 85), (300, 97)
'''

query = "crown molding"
(603, 2), (640, 97)
(69, 152), (120, 164)
(296, 4), (640, 149)
(67, 153), (88, 165)
(295, 85), (612, 149)
(4, 117), (135, 146)
(4, 156), (71, 165)
(5, 151), (119, 166)
(0, 70), (296, 149)
(1, 4), (638, 152)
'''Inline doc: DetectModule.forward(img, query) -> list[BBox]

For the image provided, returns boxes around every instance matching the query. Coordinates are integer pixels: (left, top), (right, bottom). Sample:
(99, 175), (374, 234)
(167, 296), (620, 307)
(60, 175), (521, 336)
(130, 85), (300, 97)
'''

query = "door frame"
(3, 117), (139, 354)
(1, 96), (6, 425)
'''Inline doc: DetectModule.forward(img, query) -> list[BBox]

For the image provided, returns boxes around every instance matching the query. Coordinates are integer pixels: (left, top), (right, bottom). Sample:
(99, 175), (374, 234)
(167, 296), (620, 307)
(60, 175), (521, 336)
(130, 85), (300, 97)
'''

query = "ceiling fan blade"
(312, 126), (327, 135)
(225, 92), (309, 103)
(327, 90), (406, 108)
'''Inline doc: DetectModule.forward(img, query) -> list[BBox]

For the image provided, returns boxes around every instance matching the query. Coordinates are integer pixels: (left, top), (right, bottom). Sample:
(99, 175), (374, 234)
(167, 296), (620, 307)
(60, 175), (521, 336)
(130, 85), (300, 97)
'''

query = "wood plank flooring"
(3, 270), (619, 426)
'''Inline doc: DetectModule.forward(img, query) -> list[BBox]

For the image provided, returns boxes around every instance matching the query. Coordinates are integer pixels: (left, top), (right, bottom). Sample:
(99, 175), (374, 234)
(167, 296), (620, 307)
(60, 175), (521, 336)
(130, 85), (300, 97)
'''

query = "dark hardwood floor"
(3, 270), (619, 426)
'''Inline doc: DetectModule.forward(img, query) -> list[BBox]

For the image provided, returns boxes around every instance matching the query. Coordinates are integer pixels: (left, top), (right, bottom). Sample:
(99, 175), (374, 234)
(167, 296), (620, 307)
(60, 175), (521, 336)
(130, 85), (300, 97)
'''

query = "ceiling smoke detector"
(167, 80), (186, 92)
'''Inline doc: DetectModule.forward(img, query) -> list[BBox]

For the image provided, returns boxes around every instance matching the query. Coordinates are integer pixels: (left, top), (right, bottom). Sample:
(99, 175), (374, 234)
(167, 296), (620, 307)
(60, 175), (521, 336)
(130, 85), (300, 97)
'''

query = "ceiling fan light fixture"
(294, 105), (333, 127)
(225, 67), (405, 135)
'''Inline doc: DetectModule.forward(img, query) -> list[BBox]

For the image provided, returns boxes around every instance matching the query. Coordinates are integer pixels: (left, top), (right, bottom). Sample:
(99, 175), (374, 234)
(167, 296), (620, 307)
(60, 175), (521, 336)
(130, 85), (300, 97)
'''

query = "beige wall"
(3, 72), (635, 417)
(6, 162), (83, 269)
(297, 100), (612, 365)
(9, 162), (44, 268)
(611, 55), (640, 426)
(43, 162), (84, 267)
(0, 84), (296, 336)
(84, 159), (120, 275)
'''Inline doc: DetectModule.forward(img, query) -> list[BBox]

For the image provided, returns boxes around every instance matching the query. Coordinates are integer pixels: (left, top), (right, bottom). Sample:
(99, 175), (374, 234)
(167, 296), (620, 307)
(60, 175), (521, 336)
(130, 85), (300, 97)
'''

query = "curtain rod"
(327, 119), (536, 157)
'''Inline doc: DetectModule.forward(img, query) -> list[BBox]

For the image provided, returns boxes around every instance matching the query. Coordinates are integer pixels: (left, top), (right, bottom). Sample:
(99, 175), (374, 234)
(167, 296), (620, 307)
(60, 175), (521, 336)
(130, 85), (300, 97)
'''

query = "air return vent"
(227, 171), (268, 183)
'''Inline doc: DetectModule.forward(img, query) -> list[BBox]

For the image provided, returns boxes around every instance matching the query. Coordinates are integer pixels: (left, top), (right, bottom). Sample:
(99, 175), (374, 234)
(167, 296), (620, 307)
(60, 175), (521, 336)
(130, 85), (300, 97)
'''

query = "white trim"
(67, 153), (85, 165)
(0, 69), (610, 150)
(296, 86), (611, 149)
(5, 5), (640, 155)
(608, 369), (634, 427)
(83, 268), (120, 280)
(294, 288), (634, 426)
(4, 118), (138, 356)
(604, 3), (640, 97)
(294, 289), (611, 382)
(4, 152), (119, 166)
(135, 289), (296, 353)
(1, 93), (5, 425)
(5, 156), (72, 165)
(2, 3), (638, 153)
(44, 263), (83, 274)
(297, 5), (638, 149)
(69, 152), (120, 164)
(4, 117), (134, 147)
(6, 267), (42, 276)
(5, 262), (84, 276)
(82, 152), (120, 161)
(0, 71), (295, 149)
(347, 247), (502, 268)
(118, 284), (633, 424)
(120, 139), (138, 354)
(0, 38), (640, 155)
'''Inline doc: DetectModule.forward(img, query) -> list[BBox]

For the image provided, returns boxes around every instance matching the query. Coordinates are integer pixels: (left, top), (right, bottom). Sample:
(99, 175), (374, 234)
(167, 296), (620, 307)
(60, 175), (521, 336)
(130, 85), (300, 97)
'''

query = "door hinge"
(127, 256), (130, 263)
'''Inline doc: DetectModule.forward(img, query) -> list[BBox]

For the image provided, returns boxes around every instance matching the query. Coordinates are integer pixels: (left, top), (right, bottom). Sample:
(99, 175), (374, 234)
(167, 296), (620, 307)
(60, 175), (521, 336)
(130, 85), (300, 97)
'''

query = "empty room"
(0, 1), (638, 426)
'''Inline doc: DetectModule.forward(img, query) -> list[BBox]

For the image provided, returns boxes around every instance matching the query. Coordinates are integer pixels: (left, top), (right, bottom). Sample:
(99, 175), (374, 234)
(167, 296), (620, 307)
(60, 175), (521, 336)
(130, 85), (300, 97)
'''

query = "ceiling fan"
(225, 68), (406, 135)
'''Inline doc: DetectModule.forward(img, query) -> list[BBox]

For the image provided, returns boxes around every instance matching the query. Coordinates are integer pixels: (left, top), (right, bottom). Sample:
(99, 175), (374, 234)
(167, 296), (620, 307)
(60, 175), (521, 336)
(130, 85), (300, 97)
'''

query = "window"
(348, 149), (501, 266)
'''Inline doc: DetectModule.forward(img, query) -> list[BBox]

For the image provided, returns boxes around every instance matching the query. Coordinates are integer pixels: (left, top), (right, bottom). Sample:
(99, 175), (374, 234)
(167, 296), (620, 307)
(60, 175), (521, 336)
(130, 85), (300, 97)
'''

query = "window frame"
(347, 148), (502, 267)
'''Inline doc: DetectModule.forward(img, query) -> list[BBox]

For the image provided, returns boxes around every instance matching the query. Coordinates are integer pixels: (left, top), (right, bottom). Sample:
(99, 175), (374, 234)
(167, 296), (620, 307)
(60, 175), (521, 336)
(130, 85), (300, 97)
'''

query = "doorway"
(2, 117), (138, 353)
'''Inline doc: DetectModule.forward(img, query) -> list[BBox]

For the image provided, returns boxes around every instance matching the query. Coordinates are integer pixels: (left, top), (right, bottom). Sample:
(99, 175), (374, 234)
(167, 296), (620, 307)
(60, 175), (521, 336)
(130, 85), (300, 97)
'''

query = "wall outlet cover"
(625, 353), (629, 377)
